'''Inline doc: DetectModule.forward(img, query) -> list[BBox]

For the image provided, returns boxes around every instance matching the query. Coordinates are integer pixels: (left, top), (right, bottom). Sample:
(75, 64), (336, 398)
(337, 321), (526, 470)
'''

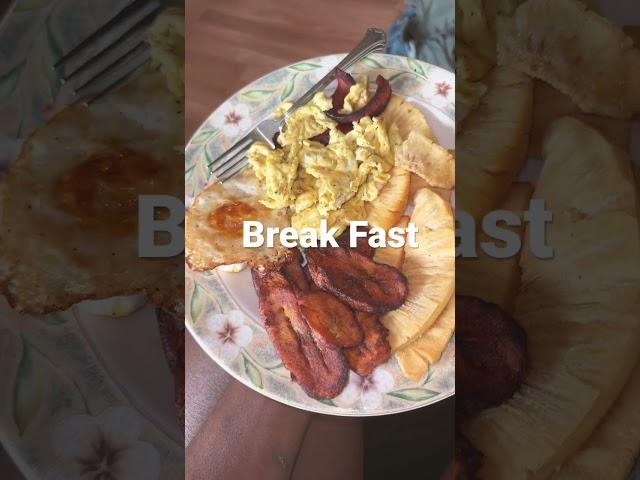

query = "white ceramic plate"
(185, 53), (455, 416)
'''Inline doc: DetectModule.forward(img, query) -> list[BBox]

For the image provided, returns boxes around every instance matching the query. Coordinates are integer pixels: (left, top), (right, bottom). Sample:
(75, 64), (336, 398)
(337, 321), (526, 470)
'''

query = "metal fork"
(54, 0), (164, 105)
(209, 27), (387, 183)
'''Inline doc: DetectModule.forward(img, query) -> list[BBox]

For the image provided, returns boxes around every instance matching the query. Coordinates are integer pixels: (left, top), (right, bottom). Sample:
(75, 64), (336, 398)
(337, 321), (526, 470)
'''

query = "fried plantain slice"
(336, 227), (375, 258)
(298, 291), (363, 348)
(257, 271), (348, 399)
(344, 312), (391, 377)
(280, 248), (310, 293)
(306, 247), (408, 314)
(456, 295), (527, 416)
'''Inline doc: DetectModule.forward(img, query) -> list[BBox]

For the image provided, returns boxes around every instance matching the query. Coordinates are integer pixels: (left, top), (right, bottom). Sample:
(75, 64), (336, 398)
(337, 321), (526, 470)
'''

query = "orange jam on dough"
(208, 201), (256, 237)
(54, 149), (170, 233)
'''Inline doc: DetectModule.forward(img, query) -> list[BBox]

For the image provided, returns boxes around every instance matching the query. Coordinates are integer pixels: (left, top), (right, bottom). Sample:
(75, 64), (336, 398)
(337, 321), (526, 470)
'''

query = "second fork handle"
(283, 28), (387, 119)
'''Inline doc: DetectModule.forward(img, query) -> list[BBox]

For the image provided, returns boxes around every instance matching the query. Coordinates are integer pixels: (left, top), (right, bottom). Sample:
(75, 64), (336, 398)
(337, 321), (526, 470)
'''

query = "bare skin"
(186, 380), (363, 480)
(186, 381), (311, 480)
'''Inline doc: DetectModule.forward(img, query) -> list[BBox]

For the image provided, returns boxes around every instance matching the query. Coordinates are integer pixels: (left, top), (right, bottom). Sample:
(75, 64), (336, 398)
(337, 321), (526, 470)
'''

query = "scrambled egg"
(248, 77), (401, 234)
(148, 7), (185, 98)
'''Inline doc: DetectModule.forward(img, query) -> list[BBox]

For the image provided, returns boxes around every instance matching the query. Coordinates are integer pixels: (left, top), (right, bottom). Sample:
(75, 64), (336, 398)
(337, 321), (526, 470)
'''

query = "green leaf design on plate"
(387, 388), (439, 401)
(13, 340), (44, 435)
(407, 58), (426, 78)
(362, 57), (384, 69)
(241, 89), (273, 101)
(243, 353), (263, 388)
(289, 62), (322, 72)
(280, 73), (297, 102)
(191, 130), (216, 145)
(387, 71), (411, 84)
(42, 313), (66, 325)
(422, 369), (434, 386)
(190, 284), (205, 324)
(185, 164), (196, 178)
(318, 399), (336, 407)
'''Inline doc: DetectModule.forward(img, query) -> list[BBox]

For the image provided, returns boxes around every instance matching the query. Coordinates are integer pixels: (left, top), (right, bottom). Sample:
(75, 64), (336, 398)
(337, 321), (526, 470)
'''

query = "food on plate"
(344, 311), (391, 377)
(247, 74), (401, 235)
(395, 132), (455, 189)
(464, 117), (640, 479)
(456, 295), (527, 416)
(380, 94), (434, 141)
(185, 169), (291, 271)
(456, 66), (533, 222)
(256, 269), (349, 400)
(0, 68), (184, 315)
(456, 182), (533, 312)
(306, 247), (408, 314)
(373, 215), (409, 269)
(551, 361), (640, 480)
(381, 187), (455, 350)
(281, 248), (311, 292)
(395, 297), (454, 381)
(187, 63), (455, 401)
(497, 0), (640, 118)
(326, 75), (392, 123)
(364, 165), (410, 232)
(336, 226), (375, 258)
(298, 291), (363, 348)
(331, 69), (356, 110)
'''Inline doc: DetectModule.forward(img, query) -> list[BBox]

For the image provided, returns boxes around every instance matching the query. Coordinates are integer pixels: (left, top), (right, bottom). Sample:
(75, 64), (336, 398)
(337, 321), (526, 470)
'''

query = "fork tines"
(55, 0), (162, 105)
(209, 136), (253, 183)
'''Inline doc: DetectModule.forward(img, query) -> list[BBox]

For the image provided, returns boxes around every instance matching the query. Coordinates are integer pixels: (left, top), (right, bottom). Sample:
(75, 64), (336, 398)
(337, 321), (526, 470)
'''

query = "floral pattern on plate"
(185, 53), (455, 416)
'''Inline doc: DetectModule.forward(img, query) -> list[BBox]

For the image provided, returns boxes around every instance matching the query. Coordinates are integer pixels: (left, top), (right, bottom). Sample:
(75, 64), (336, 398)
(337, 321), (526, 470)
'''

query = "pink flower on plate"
(212, 103), (251, 137)
(46, 406), (159, 480)
(435, 81), (452, 98)
(207, 310), (253, 361)
(334, 367), (395, 410)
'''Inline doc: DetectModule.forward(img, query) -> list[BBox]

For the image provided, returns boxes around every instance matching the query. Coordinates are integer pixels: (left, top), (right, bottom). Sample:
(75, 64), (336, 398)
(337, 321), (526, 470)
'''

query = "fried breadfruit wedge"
(365, 164), (410, 233)
(373, 215), (409, 269)
(298, 291), (363, 348)
(381, 187), (455, 351)
(395, 132), (455, 190)
(395, 296), (455, 381)
(344, 312), (391, 377)
(380, 94), (435, 141)
(306, 247), (408, 314)
(497, 0), (640, 118)
(257, 271), (348, 399)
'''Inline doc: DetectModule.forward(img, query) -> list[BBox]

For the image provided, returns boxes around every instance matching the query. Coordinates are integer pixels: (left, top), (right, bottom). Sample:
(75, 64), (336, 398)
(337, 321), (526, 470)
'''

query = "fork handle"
(283, 28), (387, 119)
